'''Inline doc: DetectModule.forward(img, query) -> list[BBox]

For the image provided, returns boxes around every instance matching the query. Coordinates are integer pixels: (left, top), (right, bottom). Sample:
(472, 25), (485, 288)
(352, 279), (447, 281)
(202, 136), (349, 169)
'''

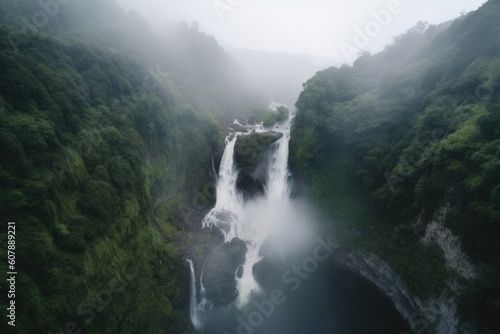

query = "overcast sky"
(115, 0), (487, 64)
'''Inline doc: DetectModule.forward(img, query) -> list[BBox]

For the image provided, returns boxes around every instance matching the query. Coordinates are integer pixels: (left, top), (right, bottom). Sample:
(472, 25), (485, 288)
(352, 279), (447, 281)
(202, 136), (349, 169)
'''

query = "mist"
(114, 0), (486, 57)
(2, 0), (499, 333)
(111, 0), (487, 107)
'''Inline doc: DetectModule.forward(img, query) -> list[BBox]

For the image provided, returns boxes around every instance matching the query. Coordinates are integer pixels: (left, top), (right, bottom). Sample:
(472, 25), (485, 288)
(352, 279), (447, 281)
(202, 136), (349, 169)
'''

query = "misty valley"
(0, 1), (499, 334)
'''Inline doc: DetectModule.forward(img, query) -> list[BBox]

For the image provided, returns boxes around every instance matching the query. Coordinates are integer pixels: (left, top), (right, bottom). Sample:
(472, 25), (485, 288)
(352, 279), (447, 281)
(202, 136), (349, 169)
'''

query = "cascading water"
(189, 110), (308, 330)
(234, 125), (294, 305)
(217, 121), (289, 290)
(187, 259), (203, 331)
(202, 133), (244, 241)
(187, 111), (411, 334)
(266, 131), (292, 200)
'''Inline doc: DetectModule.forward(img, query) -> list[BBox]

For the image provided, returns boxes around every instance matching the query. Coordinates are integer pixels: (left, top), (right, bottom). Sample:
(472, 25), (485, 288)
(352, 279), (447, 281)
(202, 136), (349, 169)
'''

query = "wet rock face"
(252, 256), (283, 290)
(233, 131), (283, 199)
(252, 240), (288, 290)
(234, 131), (283, 172)
(202, 238), (247, 306)
(236, 171), (265, 201)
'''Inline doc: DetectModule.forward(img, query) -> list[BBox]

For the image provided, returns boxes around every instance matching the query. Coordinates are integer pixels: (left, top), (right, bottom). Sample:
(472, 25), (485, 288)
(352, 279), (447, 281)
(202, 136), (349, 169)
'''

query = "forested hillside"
(290, 1), (500, 331)
(0, 1), (264, 333)
(0, 0), (261, 118)
(3, 0), (500, 333)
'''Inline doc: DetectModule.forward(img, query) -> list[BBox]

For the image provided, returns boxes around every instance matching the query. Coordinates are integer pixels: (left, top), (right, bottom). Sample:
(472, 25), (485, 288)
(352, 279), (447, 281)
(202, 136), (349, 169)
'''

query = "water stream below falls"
(188, 115), (410, 334)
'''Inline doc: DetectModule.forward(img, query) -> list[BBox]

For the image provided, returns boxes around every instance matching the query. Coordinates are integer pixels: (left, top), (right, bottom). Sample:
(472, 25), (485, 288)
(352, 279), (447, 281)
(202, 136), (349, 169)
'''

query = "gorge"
(186, 115), (410, 333)
(0, 1), (499, 334)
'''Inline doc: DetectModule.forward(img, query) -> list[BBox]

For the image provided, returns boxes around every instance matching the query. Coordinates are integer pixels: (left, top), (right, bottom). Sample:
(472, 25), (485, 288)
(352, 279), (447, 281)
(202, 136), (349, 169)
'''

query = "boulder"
(202, 237), (247, 306)
(252, 239), (287, 290)
(252, 256), (279, 290)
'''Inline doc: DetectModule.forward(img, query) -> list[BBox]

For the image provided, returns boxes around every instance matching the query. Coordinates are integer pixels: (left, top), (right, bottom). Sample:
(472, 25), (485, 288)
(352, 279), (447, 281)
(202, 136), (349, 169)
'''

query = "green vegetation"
(234, 131), (284, 170)
(2, 0), (500, 332)
(0, 28), (188, 333)
(0, 1), (266, 333)
(290, 1), (500, 331)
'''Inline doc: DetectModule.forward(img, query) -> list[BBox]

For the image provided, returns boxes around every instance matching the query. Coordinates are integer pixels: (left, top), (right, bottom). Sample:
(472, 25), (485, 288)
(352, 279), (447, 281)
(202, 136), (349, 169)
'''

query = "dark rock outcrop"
(202, 237), (247, 306)
(252, 256), (282, 290)
(252, 239), (288, 290)
(236, 171), (265, 200)
(233, 131), (283, 199)
(234, 131), (283, 172)
(236, 265), (244, 279)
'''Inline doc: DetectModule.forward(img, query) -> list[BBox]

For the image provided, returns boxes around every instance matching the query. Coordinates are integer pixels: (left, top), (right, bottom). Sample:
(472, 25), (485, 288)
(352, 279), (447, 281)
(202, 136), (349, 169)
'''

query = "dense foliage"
(0, 1), (265, 333)
(290, 1), (500, 331)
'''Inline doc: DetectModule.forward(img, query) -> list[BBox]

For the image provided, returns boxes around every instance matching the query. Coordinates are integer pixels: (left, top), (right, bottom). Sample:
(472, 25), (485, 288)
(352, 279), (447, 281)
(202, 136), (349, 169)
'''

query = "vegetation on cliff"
(0, 1), (265, 333)
(234, 131), (284, 171)
(290, 1), (500, 331)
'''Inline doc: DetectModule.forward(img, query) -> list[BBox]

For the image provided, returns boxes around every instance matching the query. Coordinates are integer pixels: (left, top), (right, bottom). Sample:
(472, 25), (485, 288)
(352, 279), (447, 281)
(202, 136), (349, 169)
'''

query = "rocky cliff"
(333, 205), (483, 334)
(233, 131), (283, 200)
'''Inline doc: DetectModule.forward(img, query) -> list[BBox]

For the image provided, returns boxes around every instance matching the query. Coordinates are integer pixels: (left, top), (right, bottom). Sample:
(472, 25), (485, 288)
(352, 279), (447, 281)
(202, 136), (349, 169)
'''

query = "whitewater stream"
(187, 113), (409, 334)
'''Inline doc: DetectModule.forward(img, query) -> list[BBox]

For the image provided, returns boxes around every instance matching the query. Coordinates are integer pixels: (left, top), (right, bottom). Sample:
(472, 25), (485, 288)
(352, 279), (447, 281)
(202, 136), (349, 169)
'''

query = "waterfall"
(202, 134), (243, 241)
(234, 122), (294, 305)
(187, 259), (203, 331)
(266, 132), (292, 200)
(190, 112), (301, 329)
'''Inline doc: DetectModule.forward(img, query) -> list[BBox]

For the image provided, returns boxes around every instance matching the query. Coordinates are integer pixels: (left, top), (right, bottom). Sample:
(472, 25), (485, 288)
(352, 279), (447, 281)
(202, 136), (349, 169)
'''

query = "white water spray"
(190, 110), (306, 329)
(187, 259), (203, 331)
(202, 133), (244, 241)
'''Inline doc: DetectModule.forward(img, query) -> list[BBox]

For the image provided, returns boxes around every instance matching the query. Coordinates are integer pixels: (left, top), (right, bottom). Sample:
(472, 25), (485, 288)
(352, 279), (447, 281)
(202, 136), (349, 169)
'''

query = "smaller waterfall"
(198, 265), (211, 311)
(266, 131), (292, 201)
(187, 259), (203, 331)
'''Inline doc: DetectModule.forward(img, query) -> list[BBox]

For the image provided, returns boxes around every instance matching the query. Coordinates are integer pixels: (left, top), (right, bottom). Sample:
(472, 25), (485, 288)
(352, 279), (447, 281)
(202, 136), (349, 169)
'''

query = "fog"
(2, 0), (499, 333)
(111, 0), (487, 106)
(115, 0), (487, 63)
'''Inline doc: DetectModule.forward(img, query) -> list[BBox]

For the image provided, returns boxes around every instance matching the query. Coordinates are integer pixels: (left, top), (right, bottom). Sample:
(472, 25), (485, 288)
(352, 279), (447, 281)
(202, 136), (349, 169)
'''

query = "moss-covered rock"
(234, 131), (283, 172)
(233, 131), (283, 199)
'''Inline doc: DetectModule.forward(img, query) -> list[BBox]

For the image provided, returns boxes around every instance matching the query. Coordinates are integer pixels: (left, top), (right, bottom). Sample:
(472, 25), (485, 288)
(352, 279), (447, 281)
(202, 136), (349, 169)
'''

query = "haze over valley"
(0, 1), (499, 334)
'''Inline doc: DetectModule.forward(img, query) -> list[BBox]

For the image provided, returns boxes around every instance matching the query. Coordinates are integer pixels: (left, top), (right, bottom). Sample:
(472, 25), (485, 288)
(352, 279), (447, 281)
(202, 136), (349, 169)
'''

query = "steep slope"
(290, 1), (500, 333)
(0, 1), (266, 334)
(0, 23), (223, 333)
(0, 0), (263, 118)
